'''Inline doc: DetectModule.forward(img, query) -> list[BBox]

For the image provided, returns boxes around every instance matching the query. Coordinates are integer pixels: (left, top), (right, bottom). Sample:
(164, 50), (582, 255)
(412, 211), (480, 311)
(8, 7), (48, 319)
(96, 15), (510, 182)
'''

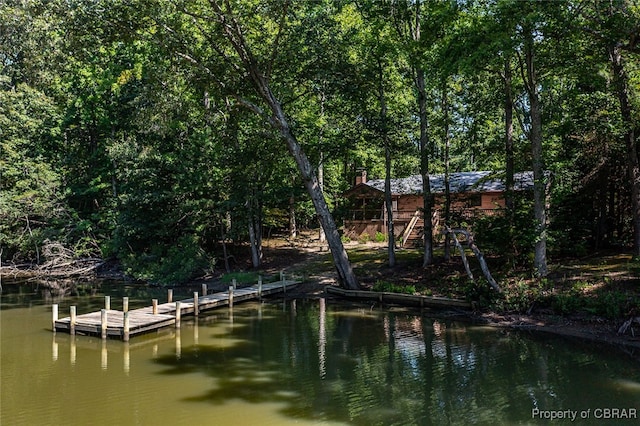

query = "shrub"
(122, 235), (210, 285)
(373, 280), (416, 295)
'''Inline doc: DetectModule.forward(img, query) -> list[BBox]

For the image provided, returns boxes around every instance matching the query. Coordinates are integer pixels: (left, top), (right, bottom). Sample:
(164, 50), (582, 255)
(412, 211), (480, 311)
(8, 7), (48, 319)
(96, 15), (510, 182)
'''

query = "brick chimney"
(355, 169), (367, 185)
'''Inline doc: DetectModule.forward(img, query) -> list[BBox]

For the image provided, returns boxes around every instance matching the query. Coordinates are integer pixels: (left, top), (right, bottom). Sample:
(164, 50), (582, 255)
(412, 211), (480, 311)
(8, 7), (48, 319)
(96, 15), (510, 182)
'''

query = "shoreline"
(3, 256), (640, 360)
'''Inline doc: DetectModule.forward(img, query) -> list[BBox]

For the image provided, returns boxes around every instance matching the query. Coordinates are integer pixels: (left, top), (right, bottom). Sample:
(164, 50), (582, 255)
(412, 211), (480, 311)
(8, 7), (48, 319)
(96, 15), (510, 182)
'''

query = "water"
(1, 280), (639, 425)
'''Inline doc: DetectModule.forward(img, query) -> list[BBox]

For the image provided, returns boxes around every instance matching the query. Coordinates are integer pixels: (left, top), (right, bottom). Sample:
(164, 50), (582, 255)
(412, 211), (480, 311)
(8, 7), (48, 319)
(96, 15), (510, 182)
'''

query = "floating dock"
(52, 279), (299, 340)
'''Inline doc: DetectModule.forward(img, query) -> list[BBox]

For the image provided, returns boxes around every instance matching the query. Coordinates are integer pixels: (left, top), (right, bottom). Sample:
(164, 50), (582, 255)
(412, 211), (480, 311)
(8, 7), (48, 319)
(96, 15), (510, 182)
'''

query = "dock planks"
(53, 280), (299, 340)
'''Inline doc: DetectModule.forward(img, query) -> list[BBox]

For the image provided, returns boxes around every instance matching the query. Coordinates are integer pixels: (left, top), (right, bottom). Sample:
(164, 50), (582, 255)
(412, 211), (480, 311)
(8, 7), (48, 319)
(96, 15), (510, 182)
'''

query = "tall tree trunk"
(609, 44), (640, 257)
(247, 198), (261, 268)
(442, 81), (451, 262)
(524, 31), (548, 277)
(289, 192), (297, 239)
(211, 3), (359, 289)
(416, 69), (433, 267)
(380, 60), (395, 267)
(318, 152), (326, 243)
(385, 143), (396, 267)
(503, 58), (515, 212)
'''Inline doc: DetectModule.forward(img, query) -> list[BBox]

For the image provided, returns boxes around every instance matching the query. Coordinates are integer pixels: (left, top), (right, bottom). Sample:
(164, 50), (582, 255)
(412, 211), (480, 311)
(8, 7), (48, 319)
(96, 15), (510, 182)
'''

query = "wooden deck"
(53, 280), (299, 340)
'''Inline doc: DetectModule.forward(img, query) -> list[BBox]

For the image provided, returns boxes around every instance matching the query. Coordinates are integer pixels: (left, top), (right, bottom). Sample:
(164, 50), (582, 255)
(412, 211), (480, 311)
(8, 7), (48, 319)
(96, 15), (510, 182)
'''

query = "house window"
(468, 194), (482, 207)
(392, 199), (398, 212)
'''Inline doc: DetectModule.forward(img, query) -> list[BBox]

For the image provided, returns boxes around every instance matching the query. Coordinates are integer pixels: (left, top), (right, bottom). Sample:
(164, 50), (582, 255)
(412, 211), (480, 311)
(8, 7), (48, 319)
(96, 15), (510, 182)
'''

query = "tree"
(160, 0), (360, 289)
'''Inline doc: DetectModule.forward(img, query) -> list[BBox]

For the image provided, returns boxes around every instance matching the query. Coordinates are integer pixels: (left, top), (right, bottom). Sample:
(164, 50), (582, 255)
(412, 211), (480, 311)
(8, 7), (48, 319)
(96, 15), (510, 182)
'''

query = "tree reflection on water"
(153, 299), (640, 425)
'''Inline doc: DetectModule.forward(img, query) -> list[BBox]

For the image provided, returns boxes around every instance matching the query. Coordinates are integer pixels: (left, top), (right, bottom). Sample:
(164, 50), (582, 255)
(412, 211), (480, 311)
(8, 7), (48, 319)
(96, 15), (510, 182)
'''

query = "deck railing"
(345, 208), (501, 223)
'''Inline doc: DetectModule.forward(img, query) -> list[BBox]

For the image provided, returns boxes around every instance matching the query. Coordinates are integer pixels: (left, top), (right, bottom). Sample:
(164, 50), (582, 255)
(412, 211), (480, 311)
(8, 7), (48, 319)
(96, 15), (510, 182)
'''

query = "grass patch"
(373, 280), (416, 295)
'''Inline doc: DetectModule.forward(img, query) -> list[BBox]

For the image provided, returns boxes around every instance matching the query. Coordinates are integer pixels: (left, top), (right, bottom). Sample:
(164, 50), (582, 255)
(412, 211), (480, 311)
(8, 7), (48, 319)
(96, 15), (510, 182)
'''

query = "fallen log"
(0, 258), (105, 280)
(445, 227), (501, 293)
(618, 317), (640, 336)
(325, 286), (471, 309)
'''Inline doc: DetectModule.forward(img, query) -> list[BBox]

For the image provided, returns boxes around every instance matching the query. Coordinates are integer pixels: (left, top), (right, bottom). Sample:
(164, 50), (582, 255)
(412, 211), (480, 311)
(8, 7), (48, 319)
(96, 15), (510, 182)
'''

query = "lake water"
(1, 280), (639, 425)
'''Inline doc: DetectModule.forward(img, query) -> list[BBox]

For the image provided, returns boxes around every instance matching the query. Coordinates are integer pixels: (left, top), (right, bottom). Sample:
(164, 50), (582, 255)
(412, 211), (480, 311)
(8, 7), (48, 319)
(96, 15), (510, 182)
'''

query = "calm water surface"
(1, 280), (639, 425)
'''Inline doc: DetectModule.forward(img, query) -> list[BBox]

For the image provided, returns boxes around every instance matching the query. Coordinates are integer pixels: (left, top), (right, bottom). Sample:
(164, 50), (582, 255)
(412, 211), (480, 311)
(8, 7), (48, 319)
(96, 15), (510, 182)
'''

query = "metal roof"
(362, 171), (535, 195)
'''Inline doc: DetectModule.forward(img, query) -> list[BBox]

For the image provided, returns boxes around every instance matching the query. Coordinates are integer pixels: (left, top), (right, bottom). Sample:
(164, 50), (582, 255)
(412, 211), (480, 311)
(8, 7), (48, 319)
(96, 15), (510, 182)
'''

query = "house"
(342, 170), (535, 246)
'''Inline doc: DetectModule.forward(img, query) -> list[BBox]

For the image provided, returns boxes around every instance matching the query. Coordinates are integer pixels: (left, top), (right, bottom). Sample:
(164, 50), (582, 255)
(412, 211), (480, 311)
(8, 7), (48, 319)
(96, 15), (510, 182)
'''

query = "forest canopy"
(1, 0), (639, 285)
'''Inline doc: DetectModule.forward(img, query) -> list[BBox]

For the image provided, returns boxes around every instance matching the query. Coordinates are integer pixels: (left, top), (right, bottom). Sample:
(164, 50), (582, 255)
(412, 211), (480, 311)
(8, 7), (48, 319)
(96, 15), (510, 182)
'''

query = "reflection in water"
(71, 336), (76, 366)
(124, 342), (130, 374)
(4, 288), (640, 426)
(318, 298), (326, 379)
(51, 335), (58, 361)
(101, 340), (107, 370)
(176, 328), (182, 360)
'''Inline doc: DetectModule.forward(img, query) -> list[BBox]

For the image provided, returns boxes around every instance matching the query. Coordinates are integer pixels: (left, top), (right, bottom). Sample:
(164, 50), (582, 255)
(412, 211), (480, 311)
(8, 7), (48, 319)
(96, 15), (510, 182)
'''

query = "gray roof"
(363, 171), (535, 195)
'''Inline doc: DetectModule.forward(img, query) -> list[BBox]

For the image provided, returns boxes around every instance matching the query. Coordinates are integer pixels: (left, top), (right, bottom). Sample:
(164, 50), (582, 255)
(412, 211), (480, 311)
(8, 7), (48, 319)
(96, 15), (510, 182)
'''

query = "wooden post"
(70, 306), (76, 335)
(258, 276), (262, 298)
(105, 296), (111, 310)
(229, 285), (234, 308)
(123, 297), (129, 313)
(101, 309), (107, 339)
(232, 278), (237, 290)
(175, 301), (181, 328)
(52, 304), (58, 332)
(123, 311), (130, 342)
(282, 276), (286, 294)
(202, 283), (207, 296)
(152, 299), (158, 315)
(193, 292), (199, 316)
(280, 270), (284, 282)
(168, 289), (173, 303)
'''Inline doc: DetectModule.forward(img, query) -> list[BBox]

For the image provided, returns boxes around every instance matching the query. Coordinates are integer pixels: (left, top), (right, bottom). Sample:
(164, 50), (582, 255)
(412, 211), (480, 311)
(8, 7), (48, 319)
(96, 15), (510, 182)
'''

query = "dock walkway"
(52, 279), (299, 340)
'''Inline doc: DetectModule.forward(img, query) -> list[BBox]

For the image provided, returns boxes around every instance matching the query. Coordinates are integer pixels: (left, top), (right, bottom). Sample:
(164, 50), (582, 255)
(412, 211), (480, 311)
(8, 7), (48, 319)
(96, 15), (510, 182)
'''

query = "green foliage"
(358, 233), (371, 244)
(373, 280), (416, 295)
(2, 0), (639, 288)
(473, 196), (537, 269)
(121, 235), (210, 286)
(374, 231), (386, 242)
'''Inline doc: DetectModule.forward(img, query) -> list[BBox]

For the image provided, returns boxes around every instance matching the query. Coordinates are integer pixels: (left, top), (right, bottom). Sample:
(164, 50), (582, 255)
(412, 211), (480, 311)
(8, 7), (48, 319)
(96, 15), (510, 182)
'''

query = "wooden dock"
(52, 279), (299, 340)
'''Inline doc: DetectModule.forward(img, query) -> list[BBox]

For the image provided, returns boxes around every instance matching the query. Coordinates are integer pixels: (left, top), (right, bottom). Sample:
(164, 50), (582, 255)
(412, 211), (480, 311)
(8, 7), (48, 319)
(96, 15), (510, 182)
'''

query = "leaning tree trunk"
(610, 44), (640, 257)
(211, 3), (359, 289)
(272, 98), (359, 289)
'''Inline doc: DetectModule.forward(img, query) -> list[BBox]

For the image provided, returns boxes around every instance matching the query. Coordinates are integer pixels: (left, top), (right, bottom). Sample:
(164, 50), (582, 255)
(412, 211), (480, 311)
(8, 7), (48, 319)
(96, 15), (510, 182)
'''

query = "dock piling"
(168, 289), (173, 303)
(50, 279), (300, 340)
(123, 311), (130, 342)
(101, 309), (107, 339)
(70, 306), (76, 335)
(202, 283), (207, 296)
(175, 301), (181, 327)
(52, 304), (58, 332)
(232, 278), (237, 290)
